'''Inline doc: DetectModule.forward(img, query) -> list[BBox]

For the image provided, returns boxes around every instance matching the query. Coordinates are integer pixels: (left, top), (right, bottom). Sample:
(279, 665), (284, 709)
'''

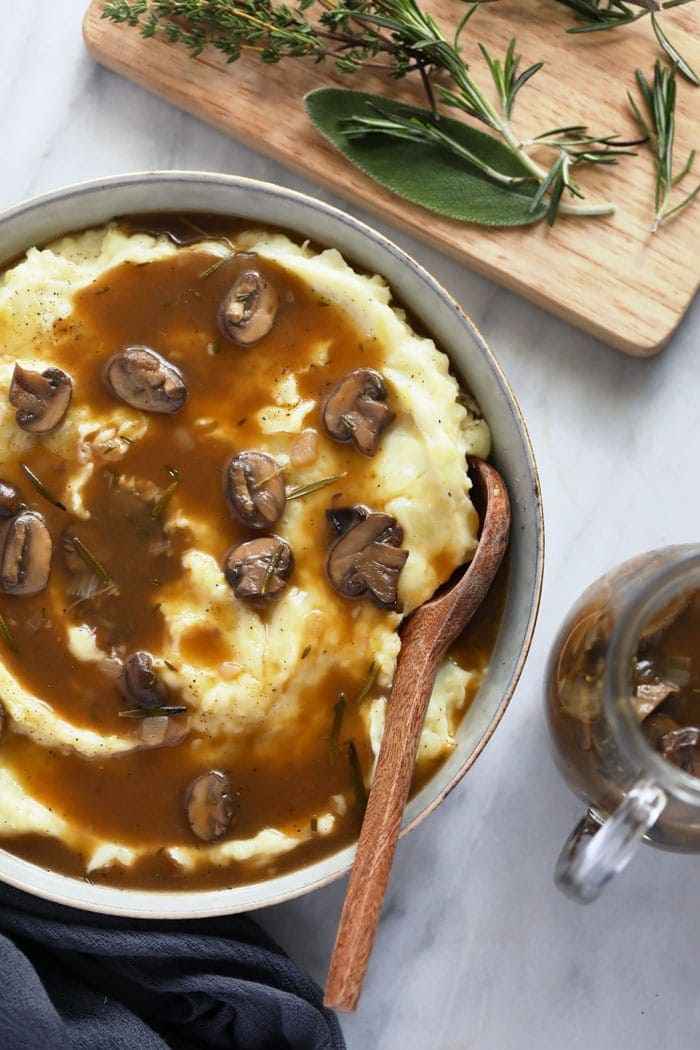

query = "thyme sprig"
(104, 0), (635, 222)
(628, 60), (700, 229)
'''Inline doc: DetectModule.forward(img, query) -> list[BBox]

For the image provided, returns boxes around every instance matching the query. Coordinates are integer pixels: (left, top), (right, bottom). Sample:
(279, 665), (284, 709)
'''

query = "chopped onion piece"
(140, 715), (169, 746)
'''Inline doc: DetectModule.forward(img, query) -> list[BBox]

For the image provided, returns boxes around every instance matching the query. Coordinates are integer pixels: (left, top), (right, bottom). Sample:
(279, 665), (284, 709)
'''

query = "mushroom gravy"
(0, 215), (501, 890)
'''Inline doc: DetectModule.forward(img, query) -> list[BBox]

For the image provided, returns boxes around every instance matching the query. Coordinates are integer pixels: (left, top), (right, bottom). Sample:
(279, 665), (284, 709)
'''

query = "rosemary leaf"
(70, 536), (118, 591)
(151, 467), (182, 518)
(260, 543), (285, 595)
(651, 13), (700, 86)
(286, 471), (348, 500)
(119, 705), (187, 718)
(0, 611), (18, 653)
(329, 693), (347, 759)
(347, 739), (368, 813)
(20, 463), (67, 511)
(199, 254), (233, 278)
(354, 661), (380, 705)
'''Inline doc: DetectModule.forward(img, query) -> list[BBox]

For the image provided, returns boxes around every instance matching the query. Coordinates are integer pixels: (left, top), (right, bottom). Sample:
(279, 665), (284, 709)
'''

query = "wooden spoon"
(323, 456), (511, 1012)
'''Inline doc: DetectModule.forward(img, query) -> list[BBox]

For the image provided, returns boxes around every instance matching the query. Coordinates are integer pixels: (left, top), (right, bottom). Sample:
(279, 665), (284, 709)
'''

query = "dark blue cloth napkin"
(0, 882), (345, 1050)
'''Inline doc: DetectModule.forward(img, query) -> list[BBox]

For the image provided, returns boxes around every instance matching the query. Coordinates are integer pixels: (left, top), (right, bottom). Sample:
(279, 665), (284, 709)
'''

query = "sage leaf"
(305, 88), (548, 227)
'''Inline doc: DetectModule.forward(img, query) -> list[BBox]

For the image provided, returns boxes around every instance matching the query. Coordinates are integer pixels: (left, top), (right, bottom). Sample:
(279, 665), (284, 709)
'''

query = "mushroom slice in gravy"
(223, 536), (294, 602)
(104, 345), (187, 414)
(322, 368), (394, 456)
(218, 269), (278, 346)
(9, 364), (72, 434)
(225, 450), (286, 529)
(186, 770), (234, 842)
(1, 510), (52, 596)
(120, 651), (169, 711)
(325, 505), (408, 609)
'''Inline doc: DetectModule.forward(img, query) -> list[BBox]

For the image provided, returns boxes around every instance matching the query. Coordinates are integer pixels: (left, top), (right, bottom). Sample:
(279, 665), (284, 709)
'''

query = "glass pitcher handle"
(554, 781), (667, 903)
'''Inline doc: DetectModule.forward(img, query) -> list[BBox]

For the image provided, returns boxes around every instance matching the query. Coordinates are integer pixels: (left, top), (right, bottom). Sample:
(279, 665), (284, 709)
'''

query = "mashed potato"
(0, 223), (490, 880)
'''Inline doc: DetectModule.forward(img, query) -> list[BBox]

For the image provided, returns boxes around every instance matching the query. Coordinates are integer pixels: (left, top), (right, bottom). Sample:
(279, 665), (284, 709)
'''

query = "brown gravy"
(0, 214), (506, 891)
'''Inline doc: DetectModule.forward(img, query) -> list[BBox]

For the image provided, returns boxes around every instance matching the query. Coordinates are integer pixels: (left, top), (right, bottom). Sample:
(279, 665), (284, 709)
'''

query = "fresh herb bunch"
(336, 29), (641, 225)
(629, 61), (700, 229)
(104, 0), (640, 224)
(553, 0), (699, 84)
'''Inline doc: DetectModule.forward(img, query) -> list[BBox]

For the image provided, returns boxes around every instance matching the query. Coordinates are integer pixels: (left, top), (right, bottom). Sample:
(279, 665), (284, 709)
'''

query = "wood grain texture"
(323, 458), (511, 1012)
(83, 1), (699, 355)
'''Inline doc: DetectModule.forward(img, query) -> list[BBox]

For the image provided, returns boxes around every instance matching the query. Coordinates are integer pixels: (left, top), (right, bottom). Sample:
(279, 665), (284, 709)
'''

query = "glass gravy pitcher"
(546, 544), (700, 902)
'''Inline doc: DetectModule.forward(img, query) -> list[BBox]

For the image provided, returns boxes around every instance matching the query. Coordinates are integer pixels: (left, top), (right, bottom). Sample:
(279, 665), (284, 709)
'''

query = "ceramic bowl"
(0, 172), (543, 917)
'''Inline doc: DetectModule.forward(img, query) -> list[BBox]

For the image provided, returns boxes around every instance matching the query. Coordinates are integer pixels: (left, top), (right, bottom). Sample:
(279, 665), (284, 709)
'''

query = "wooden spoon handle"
(324, 459), (510, 1012)
(323, 634), (440, 1012)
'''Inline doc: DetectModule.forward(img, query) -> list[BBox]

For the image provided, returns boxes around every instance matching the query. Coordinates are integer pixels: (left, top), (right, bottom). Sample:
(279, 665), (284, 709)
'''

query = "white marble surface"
(2, 4), (700, 1048)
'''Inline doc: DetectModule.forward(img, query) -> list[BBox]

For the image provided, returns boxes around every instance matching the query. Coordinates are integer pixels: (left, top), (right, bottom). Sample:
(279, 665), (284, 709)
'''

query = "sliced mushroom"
(658, 726), (700, 775)
(325, 505), (408, 609)
(223, 536), (294, 602)
(104, 346), (187, 414)
(186, 770), (233, 842)
(321, 369), (394, 456)
(218, 269), (278, 346)
(0, 481), (23, 518)
(633, 672), (680, 722)
(1, 510), (52, 596)
(119, 651), (169, 710)
(225, 451), (286, 529)
(9, 364), (73, 434)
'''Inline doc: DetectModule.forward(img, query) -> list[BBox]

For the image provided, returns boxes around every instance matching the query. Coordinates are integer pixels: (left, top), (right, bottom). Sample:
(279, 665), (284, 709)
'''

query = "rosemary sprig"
(104, 0), (633, 223)
(286, 471), (347, 501)
(20, 463), (67, 511)
(650, 13), (700, 86)
(553, 0), (698, 82)
(629, 61), (700, 230)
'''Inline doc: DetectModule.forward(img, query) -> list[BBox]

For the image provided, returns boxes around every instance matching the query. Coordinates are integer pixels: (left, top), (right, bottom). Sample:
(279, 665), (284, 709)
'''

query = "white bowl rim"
(0, 171), (544, 918)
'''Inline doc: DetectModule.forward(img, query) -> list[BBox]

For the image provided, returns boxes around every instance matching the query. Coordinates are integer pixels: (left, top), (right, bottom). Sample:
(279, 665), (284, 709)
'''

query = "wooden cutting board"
(83, 0), (699, 356)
